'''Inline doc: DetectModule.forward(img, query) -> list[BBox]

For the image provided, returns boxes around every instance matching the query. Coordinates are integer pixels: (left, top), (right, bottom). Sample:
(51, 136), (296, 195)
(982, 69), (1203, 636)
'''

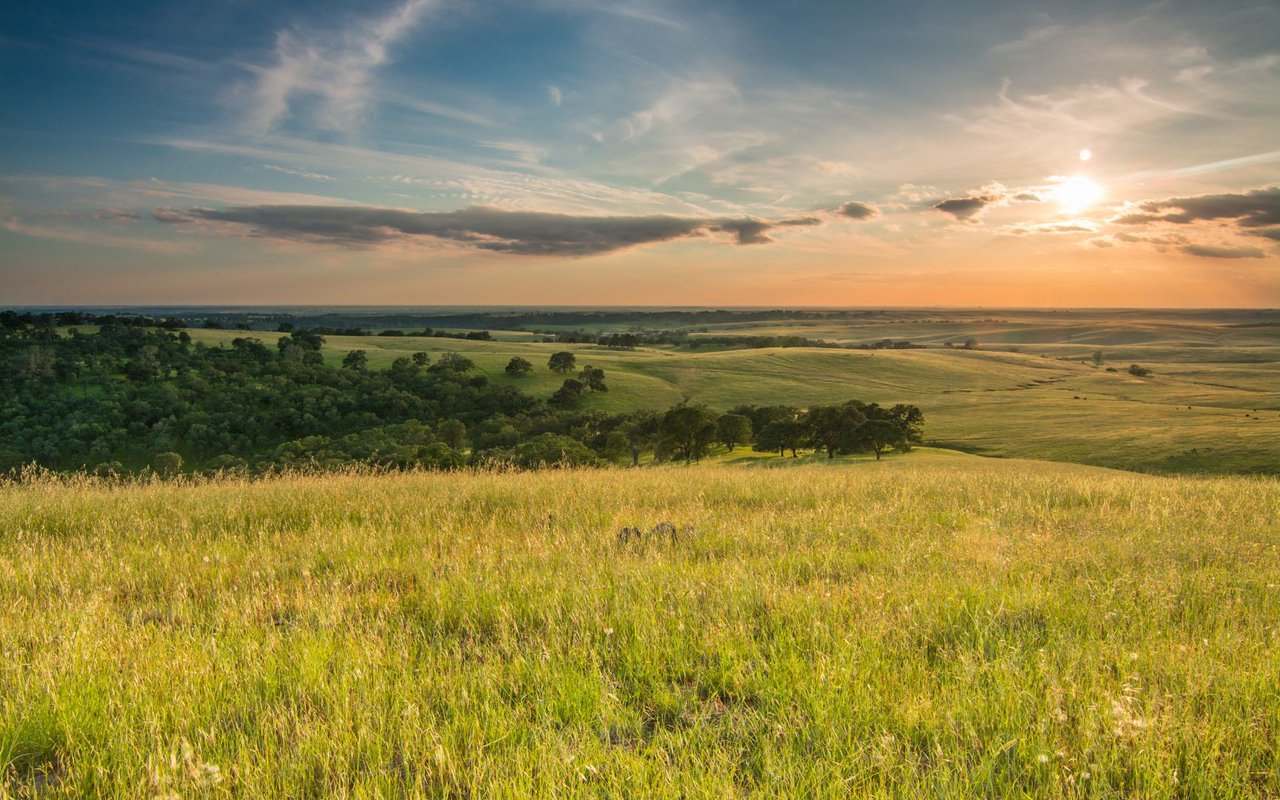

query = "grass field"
(184, 312), (1280, 475)
(3, 453), (1278, 796)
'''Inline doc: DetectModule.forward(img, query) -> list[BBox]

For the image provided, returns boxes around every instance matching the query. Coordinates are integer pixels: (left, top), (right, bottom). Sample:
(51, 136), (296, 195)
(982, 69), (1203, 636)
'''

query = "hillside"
(3, 454), (1277, 796)
(187, 323), (1280, 475)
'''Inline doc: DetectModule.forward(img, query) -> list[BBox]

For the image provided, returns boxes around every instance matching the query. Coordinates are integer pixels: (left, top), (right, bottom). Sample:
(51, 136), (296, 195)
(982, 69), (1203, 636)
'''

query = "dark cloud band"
(836, 201), (879, 220)
(1180, 244), (1265, 259)
(1116, 186), (1280, 228)
(933, 194), (1000, 221)
(156, 205), (826, 256)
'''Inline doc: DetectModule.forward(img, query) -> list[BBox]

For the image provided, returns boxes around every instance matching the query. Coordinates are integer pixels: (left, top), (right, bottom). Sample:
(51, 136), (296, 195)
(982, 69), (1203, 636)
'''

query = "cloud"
(155, 204), (823, 256)
(933, 194), (1001, 221)
(547, 85), (563, 107)
(2, 215), (189, 254)
(477, 140), (549, 165)
(1005, 221), (1099, 236)
(263, 164), (334, 181)
(94, 208), (142, 222)
(1116, 186), (1280, 228)
(1250, 228), (1280, 242)
(836, 201), (879, 220)
(243, 0), (435, 135)
(1180, 244), (1265, 259)
(988, 22), (1063, 54)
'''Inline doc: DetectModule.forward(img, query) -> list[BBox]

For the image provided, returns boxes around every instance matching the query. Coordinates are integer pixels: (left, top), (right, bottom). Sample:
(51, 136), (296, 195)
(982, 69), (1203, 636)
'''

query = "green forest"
(0, 313), (923, 476)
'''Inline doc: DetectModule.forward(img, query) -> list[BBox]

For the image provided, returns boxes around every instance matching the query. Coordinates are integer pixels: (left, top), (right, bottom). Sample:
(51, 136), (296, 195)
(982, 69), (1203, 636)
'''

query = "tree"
(278, 333), (324, 366)
(886, 404), (925, 449)
(505, 356), (533, 377)
(389, 356), (416, 379)
(430, 352), (474, 373)
(509, 433), (601, 469)
(549, 378), (585, 409)
(1092, 350), (1105, 367)
(716, 414), (753, 452)
(411, 352), (430, 367)
(803, 404), (867, 458)
(963, 338), (979, 350)
(620, 411), (660, 466)
(437, 419), (468, 450)
(601, 430), (630, 463)
(548, 351), (577, 374)
(342, 350), (368, 371)
(17, 345), (56, 382)
(856, 419), (904, 460)
(578, 365), (607, 392)
(1129, 364), (1152, 377)
(754, 419), (805, 457)
(124, 345), (161, 382)
(659, 404), (718, 463)
(151, 451), (184, 476)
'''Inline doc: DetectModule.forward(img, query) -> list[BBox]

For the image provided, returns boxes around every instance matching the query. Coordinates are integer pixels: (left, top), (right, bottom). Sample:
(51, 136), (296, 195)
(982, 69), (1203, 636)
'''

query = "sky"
(1, 0), (1278, 307)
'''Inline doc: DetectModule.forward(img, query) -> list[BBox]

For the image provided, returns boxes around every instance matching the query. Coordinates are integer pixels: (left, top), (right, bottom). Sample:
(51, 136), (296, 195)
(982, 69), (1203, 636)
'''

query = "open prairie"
(3, 454), (1278, 796)
(186, 309), (1280, 475)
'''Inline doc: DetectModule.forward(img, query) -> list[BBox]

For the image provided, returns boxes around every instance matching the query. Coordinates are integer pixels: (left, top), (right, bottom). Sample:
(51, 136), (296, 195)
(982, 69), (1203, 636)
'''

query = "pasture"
(185, 309), (1280, 474)
(2, 455), (1278, 796)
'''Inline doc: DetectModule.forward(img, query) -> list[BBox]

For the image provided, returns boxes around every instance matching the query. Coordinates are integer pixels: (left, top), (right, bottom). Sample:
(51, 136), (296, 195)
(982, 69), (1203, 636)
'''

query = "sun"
(1053, 175), (1104, 213)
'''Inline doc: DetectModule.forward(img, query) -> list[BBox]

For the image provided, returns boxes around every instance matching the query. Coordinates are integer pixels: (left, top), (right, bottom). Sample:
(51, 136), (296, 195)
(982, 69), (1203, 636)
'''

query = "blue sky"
(2, 0), (1278, 305)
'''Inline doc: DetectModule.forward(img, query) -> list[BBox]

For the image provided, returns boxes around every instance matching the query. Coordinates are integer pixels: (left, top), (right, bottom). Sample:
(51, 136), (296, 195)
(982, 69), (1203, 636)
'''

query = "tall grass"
(2, 456), (1278, 796)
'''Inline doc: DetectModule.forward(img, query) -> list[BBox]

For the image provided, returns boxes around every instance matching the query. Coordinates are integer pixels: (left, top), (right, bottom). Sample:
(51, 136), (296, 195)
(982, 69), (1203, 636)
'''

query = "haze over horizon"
(2, 0), (1278, 307)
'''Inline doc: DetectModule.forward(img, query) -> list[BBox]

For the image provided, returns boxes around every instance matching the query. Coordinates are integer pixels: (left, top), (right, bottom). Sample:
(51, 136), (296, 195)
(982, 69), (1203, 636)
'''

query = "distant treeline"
(8, 307), (897, 334)
(6, 309), (961, 352)
(1, 310), (496, 342)
(548, 329), (926, 351)
(0, 322), (923, 477)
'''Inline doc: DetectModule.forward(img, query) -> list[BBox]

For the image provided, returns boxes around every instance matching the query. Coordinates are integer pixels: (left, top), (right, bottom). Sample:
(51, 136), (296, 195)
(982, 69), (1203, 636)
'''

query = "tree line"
(0, 323), (922, 477)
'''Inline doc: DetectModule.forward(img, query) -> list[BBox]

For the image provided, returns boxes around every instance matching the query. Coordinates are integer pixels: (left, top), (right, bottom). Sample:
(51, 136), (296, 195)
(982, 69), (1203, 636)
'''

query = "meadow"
(186, 308), (1280, 475)
(3, 453), (1278, 796)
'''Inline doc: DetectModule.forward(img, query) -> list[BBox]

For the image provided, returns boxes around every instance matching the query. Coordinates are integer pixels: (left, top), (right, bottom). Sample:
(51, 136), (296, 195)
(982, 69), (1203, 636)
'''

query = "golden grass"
(2, 455), (1278, 796)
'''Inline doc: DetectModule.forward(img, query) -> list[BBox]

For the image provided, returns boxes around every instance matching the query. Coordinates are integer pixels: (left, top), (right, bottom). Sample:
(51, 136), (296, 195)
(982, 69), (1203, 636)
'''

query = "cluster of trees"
(726, 402), (923, 461)
(371, 329), (492, 341)
(0, 322), (922, 477)
(857, 339), (926, 350)
(0, 323), (530, 475)
(545, 329), (942, 352)
(1, 309), (191, 331)
(501, 351), (609, 410)
(548, 329), (848, 350)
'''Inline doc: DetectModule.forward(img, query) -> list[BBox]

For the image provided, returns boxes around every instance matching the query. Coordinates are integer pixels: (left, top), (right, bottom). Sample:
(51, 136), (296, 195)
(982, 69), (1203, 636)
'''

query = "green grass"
(186, 324), (1280, 475)
(2, 454), (1278, 796)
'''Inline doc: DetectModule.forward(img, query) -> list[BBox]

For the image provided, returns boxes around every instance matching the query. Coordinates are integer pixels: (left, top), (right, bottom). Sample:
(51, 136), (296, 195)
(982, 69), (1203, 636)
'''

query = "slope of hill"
(186, 327), (1280, 474)
(3, 456), (1277, 796)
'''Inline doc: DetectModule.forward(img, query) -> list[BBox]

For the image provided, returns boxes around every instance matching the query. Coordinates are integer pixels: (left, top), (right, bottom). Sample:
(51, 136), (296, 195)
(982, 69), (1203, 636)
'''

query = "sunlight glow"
(1053, 175), (1104, 213)
(1079, 148), (1092, 161)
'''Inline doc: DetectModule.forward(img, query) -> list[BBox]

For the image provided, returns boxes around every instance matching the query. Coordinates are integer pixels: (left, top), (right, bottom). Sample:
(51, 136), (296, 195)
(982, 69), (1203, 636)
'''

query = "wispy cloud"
(377, 89), (498, 127)
(241, 0), (435, 136)
(154, 135), (723, 215)
(477, 140), (550, 166)
(70, 37), (217, 74)
(262, 164), (334, 182)
(1, 215), (190, 254)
